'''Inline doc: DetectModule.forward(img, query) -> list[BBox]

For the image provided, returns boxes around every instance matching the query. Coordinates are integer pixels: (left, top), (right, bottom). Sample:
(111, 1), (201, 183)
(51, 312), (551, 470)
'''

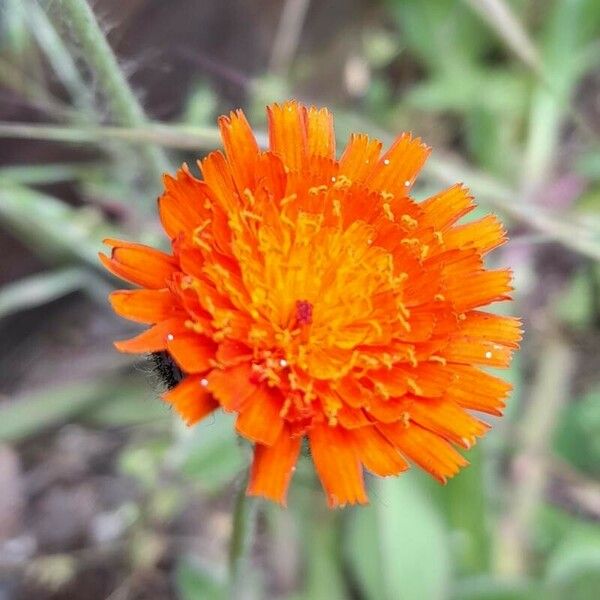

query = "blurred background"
(1, 0), (600, 598)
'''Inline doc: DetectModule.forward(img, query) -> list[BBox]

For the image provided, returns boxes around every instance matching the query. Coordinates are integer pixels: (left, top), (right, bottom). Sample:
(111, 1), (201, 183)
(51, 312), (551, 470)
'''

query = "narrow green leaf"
(452, 575), (542, 600)
(0, 268), (88, 319)
(0, 380), (111, 442)
(176, 560), (227, 600)
(83, 381), (168, 426)
(443, 446), (491, 574)
(0, 184), (114, 266)
(347, 474), (451, 600)
(0, 163), (101, 185)
(172, 412), (246, 493)
(545, 528), (600, 600)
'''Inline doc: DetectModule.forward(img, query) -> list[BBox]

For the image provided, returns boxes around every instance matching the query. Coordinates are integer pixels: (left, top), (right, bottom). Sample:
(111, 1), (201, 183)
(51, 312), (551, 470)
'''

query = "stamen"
(383, 203), (395, 221)
(309, 185), (328, 195)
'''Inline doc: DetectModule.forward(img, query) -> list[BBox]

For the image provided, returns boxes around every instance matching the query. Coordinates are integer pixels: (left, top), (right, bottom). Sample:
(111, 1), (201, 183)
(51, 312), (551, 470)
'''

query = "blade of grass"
(25, 3), (94, 116)
(462, 0), (541, 73)
(0, 184), (116, 266)
(0, 121), (222, 150)
(0, 267), (88, 319)
(48, 0), (170, 182)
(495, 330), (575, 576)
(1, 120), (598, 260)
(0, 57), (75, 120)
(0, 380), (114, 442)
(0, 163), (102, 184)
(521, 0), (599, 194)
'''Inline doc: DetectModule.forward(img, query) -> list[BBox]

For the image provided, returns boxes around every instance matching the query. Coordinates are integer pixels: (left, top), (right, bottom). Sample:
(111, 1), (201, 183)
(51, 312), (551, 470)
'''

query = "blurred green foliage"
(1, 0), (600, 598)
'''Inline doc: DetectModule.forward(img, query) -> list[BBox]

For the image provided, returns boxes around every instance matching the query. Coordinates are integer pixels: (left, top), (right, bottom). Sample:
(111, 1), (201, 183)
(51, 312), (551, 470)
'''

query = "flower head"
(101, 101), (520, 507)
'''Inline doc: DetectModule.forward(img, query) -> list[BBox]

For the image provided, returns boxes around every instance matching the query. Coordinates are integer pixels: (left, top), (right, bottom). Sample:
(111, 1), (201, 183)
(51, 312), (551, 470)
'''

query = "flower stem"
(49, 0), (169, 179)
(228, 482), (259, 600)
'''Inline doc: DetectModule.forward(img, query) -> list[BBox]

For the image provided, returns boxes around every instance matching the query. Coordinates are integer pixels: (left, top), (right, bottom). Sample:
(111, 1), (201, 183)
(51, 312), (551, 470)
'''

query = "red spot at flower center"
(295, 300), (313, 325)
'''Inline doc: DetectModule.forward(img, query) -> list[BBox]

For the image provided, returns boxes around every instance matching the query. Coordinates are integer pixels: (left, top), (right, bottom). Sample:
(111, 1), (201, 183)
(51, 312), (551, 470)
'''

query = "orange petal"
(247, 426), (302, 505)
(443, 337), (514, 368)
(162, 375), (219, 425)
(236, 386), (284, 445)
(443, 214), (507, 255)
(337, 404), (372, 429)
(433, 248), (483, 278)
(366, 133), (430, 195)
(167, 332), (216, 373)
(338, 133), (382, 183)
(407, 397), (489, 448)
(199, 151), (238, 213)
(109, 289), (179, 324)
(447, 269), (513, 311)
(445, 365), (511, 416)
(378, 422), (468, 483)
(267, 101), (307, 171)
(206, 362), (257, 411)
(100, 241), (177, 289)
(420, 184), (475, 231)
(369, 367), (409, 397)
(351, 425), (409, 476)
(457, 311), (522, 348)
(305, 106), (335, 159)
(393, 362), (455, 398)
(366, 396), (408, 424)
(159, 167), (212, 240)
(114, 318), (186, 353)
(218, 109), (260, 190)
(309, 424), (367, 508)
(216, 340), (253, 366)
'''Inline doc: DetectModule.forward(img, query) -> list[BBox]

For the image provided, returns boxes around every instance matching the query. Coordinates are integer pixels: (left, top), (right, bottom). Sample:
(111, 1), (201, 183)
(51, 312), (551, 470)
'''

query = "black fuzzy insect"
(151, 351), (183, 389)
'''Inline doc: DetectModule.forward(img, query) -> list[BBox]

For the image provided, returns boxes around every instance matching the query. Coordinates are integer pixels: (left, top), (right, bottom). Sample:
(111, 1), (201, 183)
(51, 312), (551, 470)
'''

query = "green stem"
(495, 329), (574, 576)
(48, 0), (169, 179)
(228, 483), (259, 600)
(0, 121), (221, 150)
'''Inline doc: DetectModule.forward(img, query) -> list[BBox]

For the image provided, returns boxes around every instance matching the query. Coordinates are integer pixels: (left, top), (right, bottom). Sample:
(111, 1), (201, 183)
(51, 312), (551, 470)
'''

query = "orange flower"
(101, 101), (521, 507)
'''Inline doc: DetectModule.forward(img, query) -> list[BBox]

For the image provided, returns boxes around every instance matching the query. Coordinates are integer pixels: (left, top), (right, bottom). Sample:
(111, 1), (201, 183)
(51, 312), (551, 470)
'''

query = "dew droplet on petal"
(167, 334), (174, 341)
(200, 378), (209, 387)
(485, 351), (492, 359)
(279, 358), (288, 368)
(383, 159), (390, 165)
(404, 179), (411, 187)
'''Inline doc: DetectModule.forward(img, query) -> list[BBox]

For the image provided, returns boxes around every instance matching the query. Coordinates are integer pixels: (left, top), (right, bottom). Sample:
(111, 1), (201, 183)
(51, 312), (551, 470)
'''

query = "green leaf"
(304, 512), (346, 600)
(176, 559), (226, 600)
(0, 268), (89, 319)
(0, 184), (114, 266)
(347, 474), (451, 600)
(452, 576), (542, 600)
(442, 446), (490, 574)
(0, 163), (100, 185)
(554, 387), (600, 476)
(544, 528), (600, 600)
(556, 267), (596, 328)
(84, 381), (169, 426)
(386, 0), (492, 74)
(173, 412), (246, 493)
(118, 438), (170, 489)
(0, 380), (112, 442)
(345, 501), (386, 600)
